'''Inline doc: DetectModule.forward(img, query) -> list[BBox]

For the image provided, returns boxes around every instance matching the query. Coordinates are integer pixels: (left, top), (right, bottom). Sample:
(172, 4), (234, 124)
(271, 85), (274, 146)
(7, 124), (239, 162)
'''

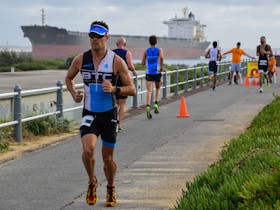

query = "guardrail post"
(132, 74), (138, 108)
(193, 65), (197, 90)
(56, 81), (63, 118)
(221, 62), (225, 81)
(200, 66), (204, 87)
(225, 62), (229, 81)
(227, 62), (231, 81)
(13, 85), (22, 142)
(184, 67), (188, 92)
(224, 62), (228, 81)
(162, 71), (167, 99)
(174, 66), (179, 95)
(218, 62), (222, 83)
(184, 66), (189, 92)
(244, 59), (248, 75)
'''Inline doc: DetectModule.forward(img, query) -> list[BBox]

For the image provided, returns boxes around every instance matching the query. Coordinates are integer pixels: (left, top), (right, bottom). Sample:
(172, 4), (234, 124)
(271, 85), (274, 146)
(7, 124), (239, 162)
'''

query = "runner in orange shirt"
(222, 42), (255, 85)
(268, 55), (277, 83)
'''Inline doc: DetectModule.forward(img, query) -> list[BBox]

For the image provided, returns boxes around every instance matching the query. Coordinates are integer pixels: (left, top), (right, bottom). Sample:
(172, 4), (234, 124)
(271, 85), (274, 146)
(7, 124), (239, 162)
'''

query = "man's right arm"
(141, 50), (146, 65)
(222, 49), (231, 56)
(256, 45), (260, 56)
(205, 49), (210, 58)
(65, 54), (83, 102)
(159, 48), (164, 71)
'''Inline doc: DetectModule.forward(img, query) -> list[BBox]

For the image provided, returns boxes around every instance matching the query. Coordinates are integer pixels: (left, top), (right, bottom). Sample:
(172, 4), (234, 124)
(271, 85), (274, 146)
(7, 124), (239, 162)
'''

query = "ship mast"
(41, 8), (45, 26)
(183, 7), (188, 18)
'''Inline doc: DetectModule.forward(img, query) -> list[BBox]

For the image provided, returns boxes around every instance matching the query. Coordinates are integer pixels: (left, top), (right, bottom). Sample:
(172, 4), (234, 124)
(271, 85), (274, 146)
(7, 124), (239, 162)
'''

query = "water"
(134, 58), (212, 67)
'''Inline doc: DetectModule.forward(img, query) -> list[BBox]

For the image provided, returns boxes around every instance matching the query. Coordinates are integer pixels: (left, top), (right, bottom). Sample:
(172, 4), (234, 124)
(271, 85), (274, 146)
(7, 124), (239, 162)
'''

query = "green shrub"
(0, 50), (70, 72)
(60, 55), (76, 69)
(15, 61), (47, 71)
(0, 50), (17, 66)
(24, 116), (72, 135)
(0, 120), (13, 152)
(0, 66), (14, 72)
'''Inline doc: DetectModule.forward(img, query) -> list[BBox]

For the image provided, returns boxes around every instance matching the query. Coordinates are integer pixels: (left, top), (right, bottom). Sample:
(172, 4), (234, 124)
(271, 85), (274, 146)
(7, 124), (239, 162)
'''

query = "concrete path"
(0, 79), (279, 210)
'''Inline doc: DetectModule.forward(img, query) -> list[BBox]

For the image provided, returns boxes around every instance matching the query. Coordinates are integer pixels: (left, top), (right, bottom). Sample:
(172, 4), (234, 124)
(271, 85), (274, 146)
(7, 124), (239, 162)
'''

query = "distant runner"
(256, 36), (273, 92)
(223, 42), (255, 85)
(142, 35), (164, 119)
(113, 37), (137, 132)
(205, 41), (222, 91)
(268, 55), (277, 83)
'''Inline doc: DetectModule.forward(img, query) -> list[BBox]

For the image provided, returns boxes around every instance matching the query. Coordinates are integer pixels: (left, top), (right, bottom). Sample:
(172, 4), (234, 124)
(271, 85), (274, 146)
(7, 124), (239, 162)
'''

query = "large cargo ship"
(21, 8), (210, 60)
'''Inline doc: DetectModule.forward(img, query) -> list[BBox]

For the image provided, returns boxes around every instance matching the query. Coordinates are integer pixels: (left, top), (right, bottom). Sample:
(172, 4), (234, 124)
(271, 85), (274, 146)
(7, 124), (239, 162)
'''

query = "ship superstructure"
(163, 7), (206, 42)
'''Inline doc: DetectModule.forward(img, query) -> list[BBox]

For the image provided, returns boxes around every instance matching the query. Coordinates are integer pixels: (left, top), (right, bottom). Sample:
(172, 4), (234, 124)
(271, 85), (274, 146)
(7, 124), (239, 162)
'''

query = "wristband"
(115, 87), (121, 94)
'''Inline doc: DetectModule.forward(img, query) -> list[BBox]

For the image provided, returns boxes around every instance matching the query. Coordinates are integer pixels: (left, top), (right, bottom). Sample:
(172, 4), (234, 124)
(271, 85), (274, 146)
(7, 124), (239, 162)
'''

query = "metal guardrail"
(0, 60), (249, 142)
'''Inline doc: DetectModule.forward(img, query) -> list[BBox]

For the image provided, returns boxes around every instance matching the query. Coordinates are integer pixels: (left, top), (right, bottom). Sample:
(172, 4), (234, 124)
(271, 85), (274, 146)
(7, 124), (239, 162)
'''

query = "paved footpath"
(0, 79), (279, 210)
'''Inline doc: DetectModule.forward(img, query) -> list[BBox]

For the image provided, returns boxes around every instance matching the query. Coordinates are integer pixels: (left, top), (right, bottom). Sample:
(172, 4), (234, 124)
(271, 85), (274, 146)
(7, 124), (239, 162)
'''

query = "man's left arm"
(159, 48), (164, 71)
(114, 56), (136, 96)
(267, 45), (273, 56)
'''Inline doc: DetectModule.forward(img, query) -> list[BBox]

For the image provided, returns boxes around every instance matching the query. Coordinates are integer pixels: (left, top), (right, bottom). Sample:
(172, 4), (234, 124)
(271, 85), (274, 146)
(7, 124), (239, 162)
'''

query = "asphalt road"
(0, 78), (279, 210)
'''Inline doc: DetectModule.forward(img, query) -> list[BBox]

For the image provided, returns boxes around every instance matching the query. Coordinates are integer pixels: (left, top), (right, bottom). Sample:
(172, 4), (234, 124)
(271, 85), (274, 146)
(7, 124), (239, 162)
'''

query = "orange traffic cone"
(245, 75), (250, 86)
(252, 79), (257, 86)
(177, 96), (190, 117)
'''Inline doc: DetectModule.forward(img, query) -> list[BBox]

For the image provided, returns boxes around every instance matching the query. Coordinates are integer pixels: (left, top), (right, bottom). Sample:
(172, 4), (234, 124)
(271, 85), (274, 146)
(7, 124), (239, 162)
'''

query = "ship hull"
(32, 44), (205, 60)
(22, 25), (210, 60)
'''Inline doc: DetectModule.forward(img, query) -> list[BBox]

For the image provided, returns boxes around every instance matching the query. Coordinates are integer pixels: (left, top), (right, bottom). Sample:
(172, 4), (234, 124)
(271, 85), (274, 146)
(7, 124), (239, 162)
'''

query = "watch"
(115, 87), (121, 94)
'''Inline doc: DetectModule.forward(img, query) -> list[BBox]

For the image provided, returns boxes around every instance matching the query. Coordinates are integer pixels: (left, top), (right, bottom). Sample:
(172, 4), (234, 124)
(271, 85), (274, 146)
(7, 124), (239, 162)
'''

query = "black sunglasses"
(88, 33), (105, 39)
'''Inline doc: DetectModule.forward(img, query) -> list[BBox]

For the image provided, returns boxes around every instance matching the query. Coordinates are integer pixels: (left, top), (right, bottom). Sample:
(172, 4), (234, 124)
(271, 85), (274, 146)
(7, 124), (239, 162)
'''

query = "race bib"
(259, 60), (267, 66)
(81, 115), (94, 127)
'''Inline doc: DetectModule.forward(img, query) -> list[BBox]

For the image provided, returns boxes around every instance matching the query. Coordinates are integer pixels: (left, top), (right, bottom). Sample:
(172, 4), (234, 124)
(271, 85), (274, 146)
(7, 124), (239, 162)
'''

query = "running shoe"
(228, 81), (232, 85)
(153, 103), (159, 114)
(267, 82), (271, 88)
(86, 182), (98, 205)
(259, 87), (263, 93)
(105, 186), (117, 207)
(146, 106), (152, 119)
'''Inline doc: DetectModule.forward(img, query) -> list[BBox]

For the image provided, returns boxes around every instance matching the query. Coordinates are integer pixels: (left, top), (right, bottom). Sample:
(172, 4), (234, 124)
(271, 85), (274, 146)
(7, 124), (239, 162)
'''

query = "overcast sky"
(1, 0), (280, 51)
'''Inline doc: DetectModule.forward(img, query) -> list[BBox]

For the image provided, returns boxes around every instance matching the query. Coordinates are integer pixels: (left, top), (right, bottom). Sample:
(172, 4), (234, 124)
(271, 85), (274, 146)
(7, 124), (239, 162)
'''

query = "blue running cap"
(89, 24), (108, 35)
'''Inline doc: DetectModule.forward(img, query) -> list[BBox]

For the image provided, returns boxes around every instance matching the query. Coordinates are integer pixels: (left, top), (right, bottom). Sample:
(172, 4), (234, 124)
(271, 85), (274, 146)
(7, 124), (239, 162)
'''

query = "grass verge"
(175, 95), (280, 210)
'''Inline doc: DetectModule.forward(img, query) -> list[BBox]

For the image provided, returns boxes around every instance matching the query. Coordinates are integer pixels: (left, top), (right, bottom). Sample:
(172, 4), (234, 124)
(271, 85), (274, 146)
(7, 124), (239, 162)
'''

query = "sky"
(1, 0), (280, 52)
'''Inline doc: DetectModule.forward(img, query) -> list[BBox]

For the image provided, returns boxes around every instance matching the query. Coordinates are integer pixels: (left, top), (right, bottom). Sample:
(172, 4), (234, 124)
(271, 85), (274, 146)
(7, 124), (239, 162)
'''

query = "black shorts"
(80, 108), (118, 148)
(258, 65), (268, 72)
(115, 78), (128, 100)
(115, 94), (127, 100)
(146, 73), (162, 82)
(258, 59), (268, 72)
(208, 61), (218, 74)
